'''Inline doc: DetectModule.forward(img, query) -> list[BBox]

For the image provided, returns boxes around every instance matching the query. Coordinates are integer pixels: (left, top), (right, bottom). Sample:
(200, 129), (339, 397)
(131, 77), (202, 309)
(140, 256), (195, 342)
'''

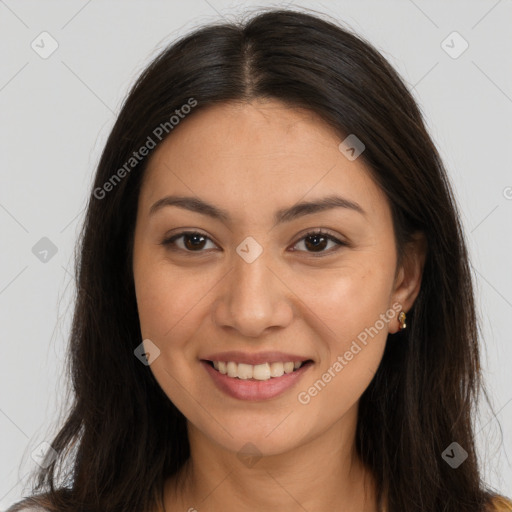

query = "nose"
(212, 250), (294, 338)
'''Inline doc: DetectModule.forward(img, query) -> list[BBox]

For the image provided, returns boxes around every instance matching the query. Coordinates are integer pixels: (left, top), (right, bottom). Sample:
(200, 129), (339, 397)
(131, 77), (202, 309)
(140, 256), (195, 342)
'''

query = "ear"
(389, 231), (428, 334)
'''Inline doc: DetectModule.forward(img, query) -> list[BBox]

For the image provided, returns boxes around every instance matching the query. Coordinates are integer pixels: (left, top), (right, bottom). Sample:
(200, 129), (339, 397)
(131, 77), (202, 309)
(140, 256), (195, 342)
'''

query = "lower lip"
(201, 360), (313, 401)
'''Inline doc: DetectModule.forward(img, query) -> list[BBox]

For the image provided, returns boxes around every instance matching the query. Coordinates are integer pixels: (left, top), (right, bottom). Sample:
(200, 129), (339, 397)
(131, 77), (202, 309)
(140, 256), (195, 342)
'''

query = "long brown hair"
(9, 8), (503, 512)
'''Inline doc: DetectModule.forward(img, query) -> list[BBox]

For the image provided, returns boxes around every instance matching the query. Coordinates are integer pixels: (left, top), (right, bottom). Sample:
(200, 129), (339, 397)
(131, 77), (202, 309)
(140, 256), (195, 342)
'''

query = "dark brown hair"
(9, 8), (504, 512)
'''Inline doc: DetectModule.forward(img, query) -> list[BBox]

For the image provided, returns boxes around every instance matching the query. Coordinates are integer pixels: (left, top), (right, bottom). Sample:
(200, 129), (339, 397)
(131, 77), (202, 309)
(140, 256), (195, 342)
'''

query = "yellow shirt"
(379, 495), (512, 511)
(492, 495), (512, 511)
(7, 494), (512, 511)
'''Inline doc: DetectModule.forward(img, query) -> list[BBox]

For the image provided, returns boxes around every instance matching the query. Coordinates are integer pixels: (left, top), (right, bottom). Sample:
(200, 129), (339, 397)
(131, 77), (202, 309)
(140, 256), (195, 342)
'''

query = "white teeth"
(227, 361), (237, 378)
(237, 363), (253, 380)
(269, 362), (285, 377)
(211, 360), (307, 380)
(253, 363), (271, 380)
(283, 362), (294, 374)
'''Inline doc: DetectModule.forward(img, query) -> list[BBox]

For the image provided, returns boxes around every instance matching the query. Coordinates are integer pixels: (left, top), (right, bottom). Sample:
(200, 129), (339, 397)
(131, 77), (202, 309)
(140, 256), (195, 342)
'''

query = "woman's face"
(132, 99), (423, 457)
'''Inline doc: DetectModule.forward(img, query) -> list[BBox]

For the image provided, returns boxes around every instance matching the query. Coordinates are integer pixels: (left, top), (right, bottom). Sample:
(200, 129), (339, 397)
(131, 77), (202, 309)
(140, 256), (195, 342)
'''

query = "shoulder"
(5, 497), (49, 512)
(489, 495), (512, 511)
(6, 488), (72, 512)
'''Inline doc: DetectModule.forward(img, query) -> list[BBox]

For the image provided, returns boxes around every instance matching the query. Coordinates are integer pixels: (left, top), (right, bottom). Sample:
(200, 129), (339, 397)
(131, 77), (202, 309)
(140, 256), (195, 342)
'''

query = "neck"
(164, 404), (379, 512)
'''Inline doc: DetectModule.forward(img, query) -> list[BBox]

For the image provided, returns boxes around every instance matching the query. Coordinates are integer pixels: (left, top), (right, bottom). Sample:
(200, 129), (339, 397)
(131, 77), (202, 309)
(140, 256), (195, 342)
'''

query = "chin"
(192, 410), (314, 458)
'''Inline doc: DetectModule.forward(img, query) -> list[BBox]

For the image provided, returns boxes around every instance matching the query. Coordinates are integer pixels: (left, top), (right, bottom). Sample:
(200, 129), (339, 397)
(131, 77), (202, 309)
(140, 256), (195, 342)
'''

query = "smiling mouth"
(204, 359), (314, 381)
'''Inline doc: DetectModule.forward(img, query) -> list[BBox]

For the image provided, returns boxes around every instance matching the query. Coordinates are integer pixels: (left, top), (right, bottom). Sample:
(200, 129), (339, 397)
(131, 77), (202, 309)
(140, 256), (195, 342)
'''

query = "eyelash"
(160, 229), (346, 257)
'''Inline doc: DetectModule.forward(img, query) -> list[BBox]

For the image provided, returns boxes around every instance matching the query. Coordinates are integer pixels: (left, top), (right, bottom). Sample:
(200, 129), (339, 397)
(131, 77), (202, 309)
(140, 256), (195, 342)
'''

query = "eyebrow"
(149, 194), (366, 225)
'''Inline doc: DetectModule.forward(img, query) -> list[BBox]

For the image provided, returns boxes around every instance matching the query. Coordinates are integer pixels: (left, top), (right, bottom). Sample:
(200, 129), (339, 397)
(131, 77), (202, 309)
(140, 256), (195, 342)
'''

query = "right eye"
(161, 231), (218, 252)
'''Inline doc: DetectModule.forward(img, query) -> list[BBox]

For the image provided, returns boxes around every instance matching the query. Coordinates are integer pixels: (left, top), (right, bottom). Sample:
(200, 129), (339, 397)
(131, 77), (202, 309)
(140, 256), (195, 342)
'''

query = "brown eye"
(291, 230), (345, 254)
(304, 233), (329, 251)
(162, 231), (217, 252)
(161, 229), (345, 256)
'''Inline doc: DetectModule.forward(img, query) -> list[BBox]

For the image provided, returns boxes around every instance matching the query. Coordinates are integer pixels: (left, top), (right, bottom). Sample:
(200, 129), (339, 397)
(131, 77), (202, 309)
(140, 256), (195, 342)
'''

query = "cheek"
(133, 262), (209, 409)
(301, 257), (395, 343)
(133, 257), (212, 342)
(295, 255), (394, 401)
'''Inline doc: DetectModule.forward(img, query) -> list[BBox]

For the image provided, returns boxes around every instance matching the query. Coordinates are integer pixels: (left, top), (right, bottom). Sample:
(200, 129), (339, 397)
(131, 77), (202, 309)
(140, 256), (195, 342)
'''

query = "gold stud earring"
(398, 311), (407, 331)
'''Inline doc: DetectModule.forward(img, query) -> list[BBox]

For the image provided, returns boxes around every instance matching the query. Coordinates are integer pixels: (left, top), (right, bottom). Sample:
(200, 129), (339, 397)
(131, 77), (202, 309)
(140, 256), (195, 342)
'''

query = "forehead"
(139, 99), (389, 223)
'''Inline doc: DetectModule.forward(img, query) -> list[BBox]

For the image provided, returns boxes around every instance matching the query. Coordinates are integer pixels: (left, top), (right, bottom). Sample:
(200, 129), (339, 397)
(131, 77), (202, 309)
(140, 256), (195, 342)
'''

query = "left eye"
(162, 231), (217, 252)
(161, 230), (345, 255)
(291, 230), (345, 254)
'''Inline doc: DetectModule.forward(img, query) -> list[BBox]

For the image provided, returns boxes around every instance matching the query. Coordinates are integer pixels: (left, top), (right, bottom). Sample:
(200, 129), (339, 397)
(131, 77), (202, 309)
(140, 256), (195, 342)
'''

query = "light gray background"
(1, 0), (511, 508)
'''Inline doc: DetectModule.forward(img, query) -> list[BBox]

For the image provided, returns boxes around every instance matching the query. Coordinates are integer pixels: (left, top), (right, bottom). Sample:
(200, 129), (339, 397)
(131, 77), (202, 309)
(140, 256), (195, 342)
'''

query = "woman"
(8, 8), (511, 512)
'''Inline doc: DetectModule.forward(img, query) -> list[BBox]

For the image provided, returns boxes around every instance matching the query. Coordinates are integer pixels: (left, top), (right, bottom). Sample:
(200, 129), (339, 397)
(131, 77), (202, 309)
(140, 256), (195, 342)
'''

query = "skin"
(132, 99), (426, 512)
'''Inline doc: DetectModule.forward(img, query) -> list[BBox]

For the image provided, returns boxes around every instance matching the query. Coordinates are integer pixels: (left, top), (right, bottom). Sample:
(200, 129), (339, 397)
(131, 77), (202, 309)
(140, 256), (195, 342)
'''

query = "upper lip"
(201, 351), (313, 366)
